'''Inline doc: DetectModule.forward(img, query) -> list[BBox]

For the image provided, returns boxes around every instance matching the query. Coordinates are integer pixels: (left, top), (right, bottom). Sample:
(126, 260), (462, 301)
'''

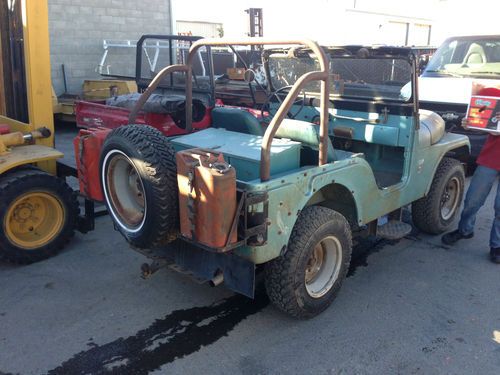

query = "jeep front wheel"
(265, 206), (352, 319)
(412, 157), (465, 234)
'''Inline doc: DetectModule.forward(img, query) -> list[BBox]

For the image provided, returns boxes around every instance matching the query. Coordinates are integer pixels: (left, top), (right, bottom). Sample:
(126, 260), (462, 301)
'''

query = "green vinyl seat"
(211, 107), (264, 136)
(275, 119), (336, 162)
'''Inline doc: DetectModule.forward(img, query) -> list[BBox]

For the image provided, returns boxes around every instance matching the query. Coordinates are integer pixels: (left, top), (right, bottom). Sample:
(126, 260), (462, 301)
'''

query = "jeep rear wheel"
(100, 125), (179, 248)
(265, 206), (352, 319)
(412, 157), (465, 234)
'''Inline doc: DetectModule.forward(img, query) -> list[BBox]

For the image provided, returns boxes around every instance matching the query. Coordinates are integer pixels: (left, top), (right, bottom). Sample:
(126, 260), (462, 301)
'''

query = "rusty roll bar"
(187, 38), (330, 182)
(129, 38), (330, 182)
(128, 64), (189, 124)
(260, 71), (329, 180)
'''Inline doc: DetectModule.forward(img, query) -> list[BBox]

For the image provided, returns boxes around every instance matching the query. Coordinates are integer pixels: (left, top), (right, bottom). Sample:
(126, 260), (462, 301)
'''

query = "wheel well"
(445, 145), (470, 162)
(305, 183), (358, 227)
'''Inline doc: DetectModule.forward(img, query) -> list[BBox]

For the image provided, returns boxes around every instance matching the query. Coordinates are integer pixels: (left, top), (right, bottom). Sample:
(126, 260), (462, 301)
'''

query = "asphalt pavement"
(0, 125), (499, 375)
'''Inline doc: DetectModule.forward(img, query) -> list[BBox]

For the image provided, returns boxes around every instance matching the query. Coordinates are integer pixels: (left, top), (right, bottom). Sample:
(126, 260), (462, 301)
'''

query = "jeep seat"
(275, 119), (336, 162)
(211, 107), (264, 136)
(419, 110), (445, 146)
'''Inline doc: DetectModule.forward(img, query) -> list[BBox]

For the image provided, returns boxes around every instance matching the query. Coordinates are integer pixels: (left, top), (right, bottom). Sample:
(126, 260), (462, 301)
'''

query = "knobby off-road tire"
(0, 168), (78, 264)
(265, 206), (352, 319)
(100, 125), (179, 249)
(412, 157), (465, 234)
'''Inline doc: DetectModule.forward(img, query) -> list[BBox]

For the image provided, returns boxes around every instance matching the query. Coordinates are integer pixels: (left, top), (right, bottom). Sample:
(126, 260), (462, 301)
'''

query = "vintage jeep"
(99, 39), (470, 318)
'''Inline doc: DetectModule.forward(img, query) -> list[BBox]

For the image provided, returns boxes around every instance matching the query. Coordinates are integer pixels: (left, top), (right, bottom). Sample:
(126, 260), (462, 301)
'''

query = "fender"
(0, 145), (62, 175)
(421, 133), (470, 196)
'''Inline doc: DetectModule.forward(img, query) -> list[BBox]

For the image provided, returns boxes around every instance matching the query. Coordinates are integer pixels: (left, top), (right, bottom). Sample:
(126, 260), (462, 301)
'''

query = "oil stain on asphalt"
(45, 292), (269, 375)
(347, 236), (397, 277)
(1, 238), (398, 375)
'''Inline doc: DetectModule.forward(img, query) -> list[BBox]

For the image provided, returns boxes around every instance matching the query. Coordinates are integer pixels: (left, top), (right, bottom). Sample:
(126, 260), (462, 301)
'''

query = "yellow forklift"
(0, 0), (78, 263)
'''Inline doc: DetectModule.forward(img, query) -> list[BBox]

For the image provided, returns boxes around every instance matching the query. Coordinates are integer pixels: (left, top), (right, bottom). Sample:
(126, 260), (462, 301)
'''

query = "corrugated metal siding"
(176, 21), (222, 38)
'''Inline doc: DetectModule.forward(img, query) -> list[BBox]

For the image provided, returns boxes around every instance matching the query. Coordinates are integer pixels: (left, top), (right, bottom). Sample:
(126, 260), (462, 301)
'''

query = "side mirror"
(244, 69), (256, 83)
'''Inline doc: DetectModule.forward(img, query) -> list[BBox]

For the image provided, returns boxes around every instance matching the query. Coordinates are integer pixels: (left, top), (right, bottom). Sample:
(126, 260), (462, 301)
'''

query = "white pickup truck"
(418, 35), (500, 162)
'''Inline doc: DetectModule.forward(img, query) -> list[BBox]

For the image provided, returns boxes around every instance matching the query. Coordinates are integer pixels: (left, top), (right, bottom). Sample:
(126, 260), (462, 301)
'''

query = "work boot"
(490, 248), (500, 264)
(441, 229), (474, 245)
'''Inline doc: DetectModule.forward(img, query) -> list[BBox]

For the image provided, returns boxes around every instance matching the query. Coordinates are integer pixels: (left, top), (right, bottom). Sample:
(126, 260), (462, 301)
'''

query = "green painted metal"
(233, 129), (468, 264)
(172, 47), (470, 266)
(171, 128), (302, 181)
(284, 105), (414, 148)
(174, 116), (468, 265)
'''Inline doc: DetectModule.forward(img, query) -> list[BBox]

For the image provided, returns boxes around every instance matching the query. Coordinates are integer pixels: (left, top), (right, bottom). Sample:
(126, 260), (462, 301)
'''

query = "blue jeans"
(458, 165), (500, 248)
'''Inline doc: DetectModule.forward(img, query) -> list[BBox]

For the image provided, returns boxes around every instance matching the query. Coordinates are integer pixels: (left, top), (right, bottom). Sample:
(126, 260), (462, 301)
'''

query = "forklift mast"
(0, 0), (56, 172)
(246, 8), (263, 38)
(245, 8), (263, 52)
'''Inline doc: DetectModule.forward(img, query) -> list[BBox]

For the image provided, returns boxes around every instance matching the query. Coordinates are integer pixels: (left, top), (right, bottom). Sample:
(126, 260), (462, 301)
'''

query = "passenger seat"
(275, 119), (337, 162)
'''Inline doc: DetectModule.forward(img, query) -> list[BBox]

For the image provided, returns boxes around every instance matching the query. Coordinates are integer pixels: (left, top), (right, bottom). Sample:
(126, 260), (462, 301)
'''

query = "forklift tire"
(412, 157), (465, 234)
(265, 206), (352, 319)
(0, 168), (78, 264)
(100, 125), (179, 249)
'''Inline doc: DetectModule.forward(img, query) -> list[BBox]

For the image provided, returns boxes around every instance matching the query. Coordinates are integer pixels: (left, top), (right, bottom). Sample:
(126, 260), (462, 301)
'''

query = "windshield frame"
(263, 45), (418, 108)
(134, 34), (215, 96)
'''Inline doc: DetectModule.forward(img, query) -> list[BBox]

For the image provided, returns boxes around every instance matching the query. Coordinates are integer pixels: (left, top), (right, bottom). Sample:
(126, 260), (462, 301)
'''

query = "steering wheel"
(260, 85), (306, 121)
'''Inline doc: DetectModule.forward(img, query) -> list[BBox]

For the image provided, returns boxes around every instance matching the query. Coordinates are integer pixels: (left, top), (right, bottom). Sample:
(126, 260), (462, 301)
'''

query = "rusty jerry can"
(176, 148), (237, 250)
(73, 127), (112, 201)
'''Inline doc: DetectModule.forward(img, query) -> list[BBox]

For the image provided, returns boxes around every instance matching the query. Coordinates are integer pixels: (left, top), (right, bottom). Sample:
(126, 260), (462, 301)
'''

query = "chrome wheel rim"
(441, 176), (460, 221)
(104, 151), (146, 231)
(305, 236), (343, 298)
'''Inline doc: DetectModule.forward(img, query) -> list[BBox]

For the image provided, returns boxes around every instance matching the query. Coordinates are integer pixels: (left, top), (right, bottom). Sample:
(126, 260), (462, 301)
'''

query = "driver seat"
(275, 119), (336, 162)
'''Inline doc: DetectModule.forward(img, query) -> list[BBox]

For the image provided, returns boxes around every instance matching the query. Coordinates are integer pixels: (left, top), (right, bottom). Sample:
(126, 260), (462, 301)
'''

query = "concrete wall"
(49, 0), (172, 95)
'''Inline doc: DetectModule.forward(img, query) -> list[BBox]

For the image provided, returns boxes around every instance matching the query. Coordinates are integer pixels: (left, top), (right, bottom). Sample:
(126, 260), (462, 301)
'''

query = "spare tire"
(100, 125), (179, 248)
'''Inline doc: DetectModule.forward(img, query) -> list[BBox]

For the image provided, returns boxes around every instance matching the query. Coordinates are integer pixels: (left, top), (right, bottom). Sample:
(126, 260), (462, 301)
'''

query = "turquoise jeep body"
(171, 109), (468, 265)
(101, 39), (470, 317)
(171, 44), (469, 266)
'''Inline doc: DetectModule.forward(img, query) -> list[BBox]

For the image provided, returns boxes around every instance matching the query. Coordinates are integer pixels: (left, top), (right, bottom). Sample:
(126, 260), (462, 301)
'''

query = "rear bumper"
(136, 241), (256, 298)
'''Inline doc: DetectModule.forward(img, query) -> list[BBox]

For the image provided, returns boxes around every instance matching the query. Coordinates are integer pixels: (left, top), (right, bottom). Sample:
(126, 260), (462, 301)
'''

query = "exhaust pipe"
(209, 272), (224, 287)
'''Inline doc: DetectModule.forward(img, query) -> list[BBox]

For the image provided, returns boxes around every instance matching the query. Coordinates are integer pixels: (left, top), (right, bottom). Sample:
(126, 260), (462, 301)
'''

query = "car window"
(424, 37), (500, 78)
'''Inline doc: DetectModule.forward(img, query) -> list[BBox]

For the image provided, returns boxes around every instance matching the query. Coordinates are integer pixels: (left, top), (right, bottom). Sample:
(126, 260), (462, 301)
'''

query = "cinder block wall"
(49, 0), (172, 95)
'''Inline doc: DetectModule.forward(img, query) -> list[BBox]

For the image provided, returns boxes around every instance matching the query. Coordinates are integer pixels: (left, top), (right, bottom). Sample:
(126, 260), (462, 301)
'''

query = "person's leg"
(491, 180), (500, 247)
(490, 179), (500, 263)
(443, 165), (498, 245)
(458, 165), (498, 235)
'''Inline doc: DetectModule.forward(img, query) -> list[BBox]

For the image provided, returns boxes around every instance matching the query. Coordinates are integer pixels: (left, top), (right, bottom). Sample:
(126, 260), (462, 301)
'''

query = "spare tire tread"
(101, 125), (178, 249)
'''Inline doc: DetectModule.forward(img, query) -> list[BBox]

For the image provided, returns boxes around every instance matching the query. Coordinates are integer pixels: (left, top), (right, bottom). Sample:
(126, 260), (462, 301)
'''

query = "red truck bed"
(75, 100), (212, 136)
